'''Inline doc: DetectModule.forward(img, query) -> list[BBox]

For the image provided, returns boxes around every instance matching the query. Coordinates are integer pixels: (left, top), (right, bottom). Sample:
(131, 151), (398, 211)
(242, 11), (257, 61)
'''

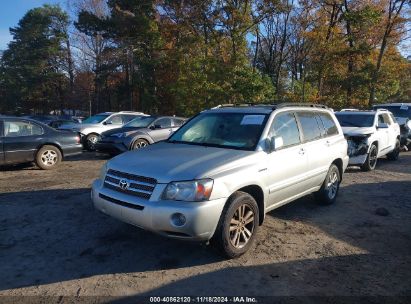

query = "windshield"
(82, 114), (109, 124)
(168, 112), (268, 150)
(124, 116), (156, 128)
(373, 106), (411, 118)
(335, 113), (375, 127)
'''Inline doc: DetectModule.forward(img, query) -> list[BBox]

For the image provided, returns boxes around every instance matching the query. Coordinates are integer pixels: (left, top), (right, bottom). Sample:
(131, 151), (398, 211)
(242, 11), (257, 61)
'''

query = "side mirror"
(267, 136), (284, 152)
(377, 123), (388, 129)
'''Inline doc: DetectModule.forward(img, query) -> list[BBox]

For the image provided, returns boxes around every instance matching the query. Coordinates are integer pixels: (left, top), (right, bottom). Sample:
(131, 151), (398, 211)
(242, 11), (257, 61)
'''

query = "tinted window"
(4, 121), (43, 137)
(172, 118), (185, 127)
(121, 114), (140, 123)
(318, 113), (338, 136)
(297, 112), (322, 141)
(155, 118), (172, 128)
(83, 114), (109, 124)
(335, 113), (375, 127)
(269, 112), (301, 148)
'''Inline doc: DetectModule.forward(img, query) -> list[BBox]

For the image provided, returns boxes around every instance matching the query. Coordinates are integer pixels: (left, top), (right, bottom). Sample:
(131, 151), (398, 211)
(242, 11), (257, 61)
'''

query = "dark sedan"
(0, 117), (83, 169)
(95, 115), (186, 155)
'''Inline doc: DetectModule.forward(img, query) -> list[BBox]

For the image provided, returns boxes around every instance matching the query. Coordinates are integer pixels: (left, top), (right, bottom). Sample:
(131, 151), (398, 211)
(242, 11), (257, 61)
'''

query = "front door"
(3, 119), (44, 164)
(264, 111), (308, 207)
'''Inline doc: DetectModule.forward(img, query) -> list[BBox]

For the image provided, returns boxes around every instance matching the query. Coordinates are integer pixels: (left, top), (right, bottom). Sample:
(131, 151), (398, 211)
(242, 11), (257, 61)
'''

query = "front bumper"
(95, 141), (128, 154)
(91, 179), (227, 241)
(62, 143), (83, 157)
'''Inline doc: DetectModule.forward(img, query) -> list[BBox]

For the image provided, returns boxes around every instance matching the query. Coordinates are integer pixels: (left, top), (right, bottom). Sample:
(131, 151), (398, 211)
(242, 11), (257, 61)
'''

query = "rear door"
(296, 111), (330, 188)
(3, 119), (44, 164)
(376, 114), (390, 153)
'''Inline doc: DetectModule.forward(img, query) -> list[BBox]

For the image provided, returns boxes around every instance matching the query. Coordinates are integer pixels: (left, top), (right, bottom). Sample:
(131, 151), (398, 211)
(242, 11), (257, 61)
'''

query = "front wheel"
(212, 191), (259, 259)
(387, 138), (400, 161)
(36, 145), (62, 170)
(131, 138), (149, 150)
(314, 164), (341, 205)
(361, 144), (378, 171)
(85, 134), (99, 151)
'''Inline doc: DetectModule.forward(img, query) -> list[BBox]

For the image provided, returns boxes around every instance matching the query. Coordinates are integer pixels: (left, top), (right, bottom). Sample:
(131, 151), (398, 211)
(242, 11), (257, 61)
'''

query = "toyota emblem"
(119, 179), (130, 190)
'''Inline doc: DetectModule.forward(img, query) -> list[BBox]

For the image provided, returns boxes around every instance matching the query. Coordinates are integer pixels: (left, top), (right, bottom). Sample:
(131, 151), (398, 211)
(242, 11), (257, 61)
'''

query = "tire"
(212, 191), (259, 259)
(387, 138), (400, 161)
(131, 138), (149, 150)
(361, 144), (378, 171)
(85, 134), (99, 151)
(36, 145), (62, 170)
(314, 164), (341, 205)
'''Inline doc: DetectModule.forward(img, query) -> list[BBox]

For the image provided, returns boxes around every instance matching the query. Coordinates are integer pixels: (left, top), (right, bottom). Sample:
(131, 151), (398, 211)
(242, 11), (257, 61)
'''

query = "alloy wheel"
(41, 150), (58, 166)
(229, 204), (255, 249)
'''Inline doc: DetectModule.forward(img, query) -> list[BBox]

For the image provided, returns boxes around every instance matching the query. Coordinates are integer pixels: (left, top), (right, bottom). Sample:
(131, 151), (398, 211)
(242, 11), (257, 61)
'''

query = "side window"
(389, 113), (397, 123)
(31, 122), (43, 135)
(318, 113), (339, 136)
(107, 115), (123, 125)
(4, 121), (43, 137)
(382, 113), (392, 125)
(269, 112), (301, 148)
(121, 114), (138, 123)
(297, 112), (323, 142)
(155, 118), (172, 128)
(172, 118), (185, 127)
(378, 115), (385, 125)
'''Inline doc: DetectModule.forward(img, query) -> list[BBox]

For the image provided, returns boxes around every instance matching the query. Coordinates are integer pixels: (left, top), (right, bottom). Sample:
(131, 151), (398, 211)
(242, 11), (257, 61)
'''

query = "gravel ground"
(0, 151), (410, 299)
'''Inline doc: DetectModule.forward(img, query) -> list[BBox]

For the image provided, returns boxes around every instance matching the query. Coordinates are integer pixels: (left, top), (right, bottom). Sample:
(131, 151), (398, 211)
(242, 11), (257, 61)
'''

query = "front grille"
(103, 169), (157, 200)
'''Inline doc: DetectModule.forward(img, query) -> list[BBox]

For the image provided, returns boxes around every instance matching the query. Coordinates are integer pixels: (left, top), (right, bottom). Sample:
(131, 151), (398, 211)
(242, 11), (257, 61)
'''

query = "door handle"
(299, 148), (305, 155)
(326, 140), (331, 146)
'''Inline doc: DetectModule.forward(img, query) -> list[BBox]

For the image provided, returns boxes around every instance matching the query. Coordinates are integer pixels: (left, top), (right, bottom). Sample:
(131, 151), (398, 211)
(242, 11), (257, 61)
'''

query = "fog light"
(171, 213), (186, 227)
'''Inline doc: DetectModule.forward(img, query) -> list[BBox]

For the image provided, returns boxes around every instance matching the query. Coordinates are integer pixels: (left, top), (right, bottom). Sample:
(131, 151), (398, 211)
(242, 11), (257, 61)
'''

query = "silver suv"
(92, 104), (349, 258)
(60, 111), (146, 150)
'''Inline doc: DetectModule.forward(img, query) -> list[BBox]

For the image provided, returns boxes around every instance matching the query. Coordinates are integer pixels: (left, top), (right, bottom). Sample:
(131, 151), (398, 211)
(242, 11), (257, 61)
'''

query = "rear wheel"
(387, 138), (400, 161)
(361, 144), (378, 171)
(212, 191), (259, 259)
(131, 138), (149, 150)
(85, 134), (99, 151)
(315, 164), (341, 205)
(36, 145), (62, 170)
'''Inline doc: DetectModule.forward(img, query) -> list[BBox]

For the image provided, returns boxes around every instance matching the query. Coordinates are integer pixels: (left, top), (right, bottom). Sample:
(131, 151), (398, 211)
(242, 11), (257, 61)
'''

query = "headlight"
(162, 179), (214, 202)
(99, 163), (108, 180)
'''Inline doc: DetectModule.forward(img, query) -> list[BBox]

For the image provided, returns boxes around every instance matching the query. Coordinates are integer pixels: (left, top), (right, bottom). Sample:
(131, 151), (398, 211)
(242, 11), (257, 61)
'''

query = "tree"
(0, 5), (70, 114)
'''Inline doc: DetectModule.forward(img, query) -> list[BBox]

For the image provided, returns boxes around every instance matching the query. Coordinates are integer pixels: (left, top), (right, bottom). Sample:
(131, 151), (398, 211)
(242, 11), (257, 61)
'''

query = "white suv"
(335, 109), (401, 171)
(92, 104), (349, 258)
(60, 111), (146, 150)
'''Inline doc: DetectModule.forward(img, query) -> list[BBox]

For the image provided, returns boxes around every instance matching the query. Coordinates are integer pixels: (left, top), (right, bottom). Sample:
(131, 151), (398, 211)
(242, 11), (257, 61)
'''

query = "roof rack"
(274, 103), (328, 109)
(211, 102), (328, 111)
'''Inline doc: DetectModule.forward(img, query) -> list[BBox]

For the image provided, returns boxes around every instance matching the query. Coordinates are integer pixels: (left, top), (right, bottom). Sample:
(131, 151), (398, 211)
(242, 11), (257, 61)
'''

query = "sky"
(0, 0), (61, 50)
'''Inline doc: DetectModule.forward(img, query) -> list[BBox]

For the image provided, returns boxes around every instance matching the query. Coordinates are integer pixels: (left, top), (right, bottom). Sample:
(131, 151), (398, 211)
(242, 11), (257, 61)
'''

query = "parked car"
(372, 103), (411, 149)
(92, 103), (349, 258)
(335, 109), (401, 171)
(0, 117), (82, 169)
(59, 111), (147, 150)
(95, 115), (186, 155)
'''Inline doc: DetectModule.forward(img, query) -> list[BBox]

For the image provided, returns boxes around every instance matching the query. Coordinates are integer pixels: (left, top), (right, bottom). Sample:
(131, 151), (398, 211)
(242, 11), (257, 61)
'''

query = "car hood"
(107, 141), (258, 183)
(341, 127), (375, 136)
(102, 127), (147, 137)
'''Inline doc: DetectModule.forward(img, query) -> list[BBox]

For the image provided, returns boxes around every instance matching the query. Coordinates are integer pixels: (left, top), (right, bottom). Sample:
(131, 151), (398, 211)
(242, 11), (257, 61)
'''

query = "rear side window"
(269, 112), (301, 148)
(297, 112), (323, 142)
(4, 120), (43, 137)
(382, 113), (392, 125)
(318, 113), (339, 136)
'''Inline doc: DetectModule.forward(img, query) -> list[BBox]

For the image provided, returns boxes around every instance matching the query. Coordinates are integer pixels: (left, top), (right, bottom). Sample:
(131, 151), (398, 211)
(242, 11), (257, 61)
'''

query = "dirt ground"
(1, 151), (411, 299)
